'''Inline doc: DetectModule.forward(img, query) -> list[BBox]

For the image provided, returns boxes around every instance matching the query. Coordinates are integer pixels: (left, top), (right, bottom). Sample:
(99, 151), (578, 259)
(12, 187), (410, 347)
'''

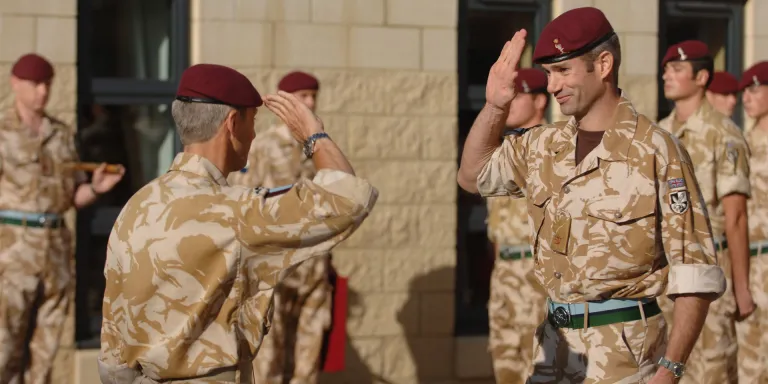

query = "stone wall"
(191, 0), (458, 382)
(0, 0), (78, 383)
(551, 0), (659, 121)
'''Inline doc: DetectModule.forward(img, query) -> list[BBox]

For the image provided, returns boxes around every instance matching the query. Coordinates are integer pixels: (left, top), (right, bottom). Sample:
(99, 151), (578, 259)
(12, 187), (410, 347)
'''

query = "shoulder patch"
(667, 178), (685, 189)
(257, 184), (293, 198)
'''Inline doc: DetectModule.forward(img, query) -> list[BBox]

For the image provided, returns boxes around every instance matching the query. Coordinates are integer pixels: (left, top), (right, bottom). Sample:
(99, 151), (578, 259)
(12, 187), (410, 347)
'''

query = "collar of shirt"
(554, 95), (637, 163)
(3, 108), (58, 141)
(668, 98), (716, 136)
(168, 152), (229, 186)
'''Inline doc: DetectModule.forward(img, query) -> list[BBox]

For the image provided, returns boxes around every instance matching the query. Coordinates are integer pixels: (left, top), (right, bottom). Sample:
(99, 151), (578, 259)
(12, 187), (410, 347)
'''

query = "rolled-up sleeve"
(659, 142), (726, 298)
(477, 131), (530, 198)
(238, 169), (378, 268)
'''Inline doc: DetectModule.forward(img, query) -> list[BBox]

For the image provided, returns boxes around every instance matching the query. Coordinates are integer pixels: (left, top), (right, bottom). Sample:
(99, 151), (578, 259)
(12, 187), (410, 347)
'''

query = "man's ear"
(597, 51), (614, 81)
(695, 70), (710, 88)
(224, 109), (239, 136)
(534, 93), (547, 110)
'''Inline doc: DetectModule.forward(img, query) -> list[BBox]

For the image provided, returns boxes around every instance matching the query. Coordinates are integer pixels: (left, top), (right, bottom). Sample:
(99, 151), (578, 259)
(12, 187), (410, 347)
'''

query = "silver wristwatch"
(303, 132), (330, 158)
(658, 356), (685, 378)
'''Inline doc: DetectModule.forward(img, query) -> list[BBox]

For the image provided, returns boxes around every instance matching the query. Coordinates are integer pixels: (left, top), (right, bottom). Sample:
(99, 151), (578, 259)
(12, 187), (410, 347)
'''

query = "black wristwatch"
(658, 356), (685, 378)
(303, 132), (330, 158)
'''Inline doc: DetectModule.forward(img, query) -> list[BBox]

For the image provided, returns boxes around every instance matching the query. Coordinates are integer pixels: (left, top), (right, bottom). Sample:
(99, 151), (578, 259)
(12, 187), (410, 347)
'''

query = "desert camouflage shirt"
(746, 127), (768, 241)
(477, 96), (726, 303)
(0, 109), (85, 214)
(658, 100), (751, 237)
(98, 153), (377, 382)
(228, 124), (316, 188)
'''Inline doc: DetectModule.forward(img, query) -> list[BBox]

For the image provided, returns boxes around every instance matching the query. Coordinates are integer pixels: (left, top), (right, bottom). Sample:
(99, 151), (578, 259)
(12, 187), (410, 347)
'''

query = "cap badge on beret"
(677, 47), (687, 61)
(754, 75), (761, 87)
(553, 38), (566, 55)
(522, 80), (530, 93)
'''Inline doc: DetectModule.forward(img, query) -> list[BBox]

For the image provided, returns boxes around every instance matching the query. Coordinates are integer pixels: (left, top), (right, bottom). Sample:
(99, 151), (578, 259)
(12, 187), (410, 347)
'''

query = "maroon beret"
(740, 61), (768, 90)
(11, 53), (54, 83)
(515, 68), (548, 94)
(662, 40), (710, 67)
(176, 64), (262, 108)
(278, 71), (320, 93)
(707, 71), (739, 95)
(533, 7), (616, 65)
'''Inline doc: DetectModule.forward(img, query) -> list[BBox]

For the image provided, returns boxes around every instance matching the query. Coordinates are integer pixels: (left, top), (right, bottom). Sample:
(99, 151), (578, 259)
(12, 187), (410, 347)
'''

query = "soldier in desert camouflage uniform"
(0, 53), (125, 384)
(706, 71), (740, 118)
(485, 68), (549, 384)
(658, 40), (755, 384)
(229, 71), (332, 384)
(459, 8), (726, 383)
(737, 61), (768, 383)
(97, 64), (377, 384)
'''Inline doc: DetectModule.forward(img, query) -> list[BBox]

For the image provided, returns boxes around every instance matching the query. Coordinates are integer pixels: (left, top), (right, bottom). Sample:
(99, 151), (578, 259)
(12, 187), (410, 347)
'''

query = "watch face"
(672, 363), (684, 377)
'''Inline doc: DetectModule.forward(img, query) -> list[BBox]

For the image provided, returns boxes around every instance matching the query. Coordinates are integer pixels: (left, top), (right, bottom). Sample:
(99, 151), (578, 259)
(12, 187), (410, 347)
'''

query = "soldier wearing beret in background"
(658, 40), (754, 384)
(484, 68), (549, 384)
(0, 53), (125, 383)
(458, 7), (725, 383)
(97, 63), (377, 383)
(707, 71), (740, 118)
(736, 61), (768, 383)
(229, 70), (333, 384)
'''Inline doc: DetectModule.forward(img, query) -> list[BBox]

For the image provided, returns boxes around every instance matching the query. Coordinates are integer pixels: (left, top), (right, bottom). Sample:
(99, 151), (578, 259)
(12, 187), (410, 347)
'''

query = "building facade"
(0, 0), (760, 382)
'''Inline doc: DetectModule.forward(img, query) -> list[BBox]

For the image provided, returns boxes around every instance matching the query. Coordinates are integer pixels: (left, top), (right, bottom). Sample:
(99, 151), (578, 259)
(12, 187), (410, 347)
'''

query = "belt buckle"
(499, 248), (513, 260)
(38, 216), (47, 226)
(552, 306), (571, 327)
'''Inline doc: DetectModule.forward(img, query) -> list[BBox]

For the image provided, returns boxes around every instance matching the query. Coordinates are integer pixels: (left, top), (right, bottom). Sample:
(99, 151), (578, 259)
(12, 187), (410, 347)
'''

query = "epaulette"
(503, 125), (541, 137)
(256, 184), (293, 198)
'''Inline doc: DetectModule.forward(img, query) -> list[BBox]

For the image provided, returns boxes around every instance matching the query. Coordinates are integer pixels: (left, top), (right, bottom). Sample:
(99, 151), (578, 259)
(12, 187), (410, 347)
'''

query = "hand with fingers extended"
(486, 29), (528, 111)
(264, 90), (324, 143)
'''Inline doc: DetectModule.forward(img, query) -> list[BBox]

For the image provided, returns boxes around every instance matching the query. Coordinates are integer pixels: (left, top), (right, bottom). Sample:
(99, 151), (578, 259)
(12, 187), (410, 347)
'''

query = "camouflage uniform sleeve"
(239, 169), (378, 266)
(485, 197), (500, 243)
(476, 129), (530, 198)
(658, 138), (726, 298)
(716, 133), (751, 199)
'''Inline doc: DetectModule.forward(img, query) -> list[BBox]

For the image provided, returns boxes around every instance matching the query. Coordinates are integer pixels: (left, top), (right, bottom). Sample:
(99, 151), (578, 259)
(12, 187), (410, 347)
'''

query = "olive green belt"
(715, 238), (767, 257)
(547, 299), (661, 329)
(0, 210), (63, 229)
(498, 245), (533, 261)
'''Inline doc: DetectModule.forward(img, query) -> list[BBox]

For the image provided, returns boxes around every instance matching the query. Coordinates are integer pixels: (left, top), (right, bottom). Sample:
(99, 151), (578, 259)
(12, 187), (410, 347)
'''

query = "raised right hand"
(486, 29), (528, 110)
(263, 91), (324, 143)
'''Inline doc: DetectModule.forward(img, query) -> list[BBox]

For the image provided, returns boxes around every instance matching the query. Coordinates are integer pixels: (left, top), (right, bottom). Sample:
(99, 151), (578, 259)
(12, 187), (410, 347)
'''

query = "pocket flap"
(586, 194), (656, 223)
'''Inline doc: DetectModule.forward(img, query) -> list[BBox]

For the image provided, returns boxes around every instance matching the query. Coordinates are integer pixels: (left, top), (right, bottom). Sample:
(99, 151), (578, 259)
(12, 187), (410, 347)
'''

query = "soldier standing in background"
(0, 53), (125, 383)
(658, 40), (755, 384)
(737, 61), (768, 383)
(228, 71), (334, 384)
(485, 68), (549, 384)
(98, 63), (377, 383)
(459, 7), (725, 382)
(706, 71), (740, 118)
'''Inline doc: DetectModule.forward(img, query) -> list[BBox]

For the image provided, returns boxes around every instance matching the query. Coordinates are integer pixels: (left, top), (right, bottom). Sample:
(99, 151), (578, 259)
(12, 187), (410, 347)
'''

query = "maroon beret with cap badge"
(662, 40), (710, 67)
(11, 53), (54, 83)
(514, 68), (548, 94)
(278, 71), (320, 93)
(707, 71), (739, 95)
(175, 64), (262, 108)
(739, 61), (768, 91)
(533, 7), (616, 65)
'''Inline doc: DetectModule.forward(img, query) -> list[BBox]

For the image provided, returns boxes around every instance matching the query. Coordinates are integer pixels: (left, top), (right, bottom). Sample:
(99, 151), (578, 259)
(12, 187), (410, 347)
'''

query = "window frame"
(455, 0), (551, 337)
(74, 0), (190, 348)
(657, 0), (745, 126)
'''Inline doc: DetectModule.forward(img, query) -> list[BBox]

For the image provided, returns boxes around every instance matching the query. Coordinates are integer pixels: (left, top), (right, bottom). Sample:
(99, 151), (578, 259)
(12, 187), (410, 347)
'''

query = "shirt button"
(563, 186), (570, 193)
(554, 272), (562, 279)
(614, 212), (623, 219)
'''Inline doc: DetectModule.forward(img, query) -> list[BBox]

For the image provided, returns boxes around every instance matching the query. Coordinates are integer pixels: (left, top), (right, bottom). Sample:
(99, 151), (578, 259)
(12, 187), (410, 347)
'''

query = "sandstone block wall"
(191, 0), (459, 382)
(0, 0), (77, 383)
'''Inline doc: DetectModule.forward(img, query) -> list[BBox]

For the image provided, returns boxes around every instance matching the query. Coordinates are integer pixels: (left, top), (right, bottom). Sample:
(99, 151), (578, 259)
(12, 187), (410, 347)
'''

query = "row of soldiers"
(481, 7), (768, 384)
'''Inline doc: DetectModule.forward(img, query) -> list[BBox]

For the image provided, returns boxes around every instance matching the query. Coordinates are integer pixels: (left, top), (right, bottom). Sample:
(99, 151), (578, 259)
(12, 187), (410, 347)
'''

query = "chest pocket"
(583, 194), (657, 279)
(527, 188), (552, 252)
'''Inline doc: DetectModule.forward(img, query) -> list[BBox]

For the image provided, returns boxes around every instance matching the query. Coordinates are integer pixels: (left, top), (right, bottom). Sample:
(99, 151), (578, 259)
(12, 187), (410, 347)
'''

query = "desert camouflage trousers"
(527, 306), (667, 383)
(658, 247), (738, 384)
(252, 255), (332, 384)
(488, 255), (547, 384)
(735, 245), (768, 383)
(0, 225), (73, 384)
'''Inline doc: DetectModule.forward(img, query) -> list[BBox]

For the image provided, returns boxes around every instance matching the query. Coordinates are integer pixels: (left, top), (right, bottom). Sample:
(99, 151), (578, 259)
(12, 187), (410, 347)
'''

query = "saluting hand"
(264, 91), (324, 143)
(486, 29), (528, 110)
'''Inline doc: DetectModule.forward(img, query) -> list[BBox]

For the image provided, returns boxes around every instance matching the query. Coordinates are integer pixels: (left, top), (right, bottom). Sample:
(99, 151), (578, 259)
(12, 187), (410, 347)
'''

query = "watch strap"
(303, 132), (330, 158)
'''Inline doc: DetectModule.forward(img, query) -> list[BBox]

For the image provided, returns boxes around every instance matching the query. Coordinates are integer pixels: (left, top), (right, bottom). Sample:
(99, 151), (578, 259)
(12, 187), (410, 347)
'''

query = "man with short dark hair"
(458, 7), (725, 382)
(658, 40), (755, 384)
(98, 63), (377, 383)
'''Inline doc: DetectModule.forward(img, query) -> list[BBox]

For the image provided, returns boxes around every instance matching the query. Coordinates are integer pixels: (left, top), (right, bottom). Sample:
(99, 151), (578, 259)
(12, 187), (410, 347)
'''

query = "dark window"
(74, 0), (189, 348)
(657, 0), (745, 125)
(456, 0), (551, 336)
